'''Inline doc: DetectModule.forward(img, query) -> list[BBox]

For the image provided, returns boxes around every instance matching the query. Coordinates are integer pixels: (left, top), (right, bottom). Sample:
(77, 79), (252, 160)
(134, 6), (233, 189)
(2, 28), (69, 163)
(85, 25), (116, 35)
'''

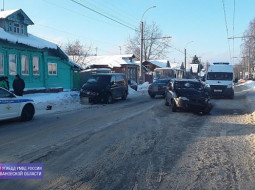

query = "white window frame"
(13, 23), (20, 34)
(21, 55), (29, 75)
(9, 54), (17, 75)
(0, 53), (4, 75)
(9, 22), (12, 32)
(33, 56), (40, 75)
(12, 22), (24, 35)
(48, 63), (57, 75)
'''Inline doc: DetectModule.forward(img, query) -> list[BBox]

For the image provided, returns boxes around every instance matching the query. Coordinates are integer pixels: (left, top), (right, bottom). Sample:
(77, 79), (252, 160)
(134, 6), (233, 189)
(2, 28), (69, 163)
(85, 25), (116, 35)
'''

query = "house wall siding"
(0, 43), (73, 89)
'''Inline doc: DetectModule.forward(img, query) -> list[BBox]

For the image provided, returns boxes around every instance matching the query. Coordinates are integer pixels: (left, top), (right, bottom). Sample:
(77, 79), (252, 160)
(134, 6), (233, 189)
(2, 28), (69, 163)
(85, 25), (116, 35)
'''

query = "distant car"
(0, 87), (35, 121)
(80, 73), (128, 104)
(128, 79), (138, 91)
(165, 79), (212, 114)
(148, 78), (172, 98)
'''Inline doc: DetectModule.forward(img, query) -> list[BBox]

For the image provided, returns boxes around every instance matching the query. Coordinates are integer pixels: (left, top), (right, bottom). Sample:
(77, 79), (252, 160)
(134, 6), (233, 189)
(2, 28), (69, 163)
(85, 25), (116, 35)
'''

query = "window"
(0, 88), (12, 98)
(9, 22), (12, 32)
(21, 24), (24, 34)
(21, 55), (29, 75)
(13, 23), (20, 34)
(0, 53), (4, 75)
(110, 76), (116, 83)
(9, 54), (17, 75)
(33, 56), (39, 75)
(48, 63), (57, 75)
(12, 22), (24, 34)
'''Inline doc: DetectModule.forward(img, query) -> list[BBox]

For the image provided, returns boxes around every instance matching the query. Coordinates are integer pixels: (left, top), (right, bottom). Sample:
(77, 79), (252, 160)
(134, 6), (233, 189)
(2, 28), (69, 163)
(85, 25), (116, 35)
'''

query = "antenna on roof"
(1, 0), (4, 11)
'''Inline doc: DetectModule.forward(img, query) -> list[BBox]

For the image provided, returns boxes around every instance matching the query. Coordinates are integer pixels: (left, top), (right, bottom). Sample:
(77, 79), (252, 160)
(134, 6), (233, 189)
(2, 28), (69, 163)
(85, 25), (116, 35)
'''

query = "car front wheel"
(122, 91), (127, 100)
(21, 104), (35, 121)
(106, 94), (114, 104)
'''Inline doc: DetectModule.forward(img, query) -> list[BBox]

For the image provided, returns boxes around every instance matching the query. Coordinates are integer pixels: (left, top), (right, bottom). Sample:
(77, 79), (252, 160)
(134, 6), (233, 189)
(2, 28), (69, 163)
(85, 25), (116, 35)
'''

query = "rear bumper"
(148, 90), (166, 96)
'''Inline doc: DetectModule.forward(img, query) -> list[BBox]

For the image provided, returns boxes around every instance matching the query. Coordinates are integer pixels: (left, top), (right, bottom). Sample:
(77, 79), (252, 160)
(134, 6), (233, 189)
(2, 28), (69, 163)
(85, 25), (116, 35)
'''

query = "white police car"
(0, 87), (35, 121)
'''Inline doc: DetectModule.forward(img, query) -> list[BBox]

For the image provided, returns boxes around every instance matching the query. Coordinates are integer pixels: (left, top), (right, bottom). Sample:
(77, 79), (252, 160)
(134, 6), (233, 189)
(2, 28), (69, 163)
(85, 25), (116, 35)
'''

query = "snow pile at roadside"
(128, 82), (150, 97)
(24, 91), (84, 115)
(243, 80), (255, 89)
(23, 82), (151, 115)
(137, 82), (150, 92)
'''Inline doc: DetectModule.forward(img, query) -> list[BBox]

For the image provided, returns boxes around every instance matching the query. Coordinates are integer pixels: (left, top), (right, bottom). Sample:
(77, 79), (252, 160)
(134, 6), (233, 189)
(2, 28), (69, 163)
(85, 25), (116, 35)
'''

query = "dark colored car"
(80, 73), (128, 104)
(128, 79), (138, 91)
(165, 79), (212, 114)
(148, 78), (172, 98)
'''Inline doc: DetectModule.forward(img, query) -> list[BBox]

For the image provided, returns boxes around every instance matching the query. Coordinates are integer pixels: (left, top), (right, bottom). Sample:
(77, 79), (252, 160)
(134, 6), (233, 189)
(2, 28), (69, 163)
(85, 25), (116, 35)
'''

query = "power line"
(69, 0), (137, 31)
(221, 0), (232, 61)
(33, 24), (120, 54)
(232, 0), (236, 64)
(81, 0), (137, 29)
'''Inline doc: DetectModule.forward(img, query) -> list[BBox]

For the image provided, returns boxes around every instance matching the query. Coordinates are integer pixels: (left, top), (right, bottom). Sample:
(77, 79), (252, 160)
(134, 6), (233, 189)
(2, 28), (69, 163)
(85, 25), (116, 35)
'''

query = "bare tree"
(125, 22), (170, 61)
(241, 18), (255, 77)
(64, 40), (93, 67)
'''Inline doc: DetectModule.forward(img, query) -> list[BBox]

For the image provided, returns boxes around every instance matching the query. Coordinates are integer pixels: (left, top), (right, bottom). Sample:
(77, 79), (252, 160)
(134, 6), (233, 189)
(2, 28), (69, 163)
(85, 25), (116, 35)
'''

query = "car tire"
(172, 100), (177, 112)
(21, 104), (35, 121)
(106, 94), (114, 104)
(122, 91), (127, 100)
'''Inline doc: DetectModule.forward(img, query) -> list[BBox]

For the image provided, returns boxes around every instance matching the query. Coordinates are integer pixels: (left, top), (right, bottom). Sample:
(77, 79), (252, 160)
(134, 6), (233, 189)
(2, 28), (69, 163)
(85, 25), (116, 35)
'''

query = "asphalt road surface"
(0, 85), (255, 190)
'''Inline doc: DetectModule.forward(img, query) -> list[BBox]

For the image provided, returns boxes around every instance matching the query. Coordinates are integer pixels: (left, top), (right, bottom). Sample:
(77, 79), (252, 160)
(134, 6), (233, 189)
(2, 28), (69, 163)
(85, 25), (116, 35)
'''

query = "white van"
(205, 62), (235, 99)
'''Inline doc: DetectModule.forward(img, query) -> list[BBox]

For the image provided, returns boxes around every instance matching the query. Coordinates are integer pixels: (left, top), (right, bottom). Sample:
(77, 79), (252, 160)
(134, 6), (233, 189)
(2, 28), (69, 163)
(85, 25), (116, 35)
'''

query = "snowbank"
(23, 82), (150, 115)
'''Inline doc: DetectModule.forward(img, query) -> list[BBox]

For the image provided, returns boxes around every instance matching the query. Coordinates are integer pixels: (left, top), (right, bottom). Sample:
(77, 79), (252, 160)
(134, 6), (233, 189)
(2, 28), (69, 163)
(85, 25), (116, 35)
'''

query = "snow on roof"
(170, 62), (183, 70)
(0, 9), (20, 19)
(147, 60), (169, 68)
(69, 54), (138, 69)
(0, 28), (57, 49)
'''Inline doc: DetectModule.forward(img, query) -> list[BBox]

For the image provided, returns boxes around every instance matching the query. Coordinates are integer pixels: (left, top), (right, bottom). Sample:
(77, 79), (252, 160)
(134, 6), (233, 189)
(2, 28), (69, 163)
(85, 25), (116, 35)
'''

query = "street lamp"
(140, 6), (156, 83)
(184, 41), (193, 78)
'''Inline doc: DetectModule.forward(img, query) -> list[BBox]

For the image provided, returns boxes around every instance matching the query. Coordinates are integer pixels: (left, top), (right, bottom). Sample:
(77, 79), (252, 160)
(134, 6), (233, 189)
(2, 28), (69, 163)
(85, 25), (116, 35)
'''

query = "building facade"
(0, 9), (77, 91)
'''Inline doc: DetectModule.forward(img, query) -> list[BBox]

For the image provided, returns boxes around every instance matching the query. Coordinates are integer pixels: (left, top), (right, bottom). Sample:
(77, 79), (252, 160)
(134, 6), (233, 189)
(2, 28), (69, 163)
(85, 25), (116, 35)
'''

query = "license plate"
(152, 86), (158, 91)
(214, 89), (222, 92)
(80, 97), (89, 104)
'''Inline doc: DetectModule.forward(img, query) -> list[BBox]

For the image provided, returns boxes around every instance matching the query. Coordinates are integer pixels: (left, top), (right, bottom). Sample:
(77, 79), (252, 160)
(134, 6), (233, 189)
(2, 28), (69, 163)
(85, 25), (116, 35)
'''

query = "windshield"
(174, 81), (203, 90)
(207, 72), (233, 80)
(87, 75), (111, 84)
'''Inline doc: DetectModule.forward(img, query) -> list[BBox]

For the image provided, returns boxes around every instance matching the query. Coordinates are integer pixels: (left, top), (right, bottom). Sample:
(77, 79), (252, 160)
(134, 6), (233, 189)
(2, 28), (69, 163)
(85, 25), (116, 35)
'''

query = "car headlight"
(227, 84), (232, 88)
(180, 97), (189, 101)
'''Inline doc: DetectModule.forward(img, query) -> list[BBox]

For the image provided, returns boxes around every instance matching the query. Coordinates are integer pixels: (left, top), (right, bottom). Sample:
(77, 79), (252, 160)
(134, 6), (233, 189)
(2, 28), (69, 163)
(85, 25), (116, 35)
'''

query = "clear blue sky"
(3, 0), (255, 64)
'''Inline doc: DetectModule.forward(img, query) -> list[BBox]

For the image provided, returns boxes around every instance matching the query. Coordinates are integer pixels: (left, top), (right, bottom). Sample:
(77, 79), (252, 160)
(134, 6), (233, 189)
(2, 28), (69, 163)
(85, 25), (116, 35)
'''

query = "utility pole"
(184, 48), (187, 78)
(119, 46), (122, 55)
(248, 47), (251, 78)
(140, 21), (143, 83)
(95, 47), (98, 56)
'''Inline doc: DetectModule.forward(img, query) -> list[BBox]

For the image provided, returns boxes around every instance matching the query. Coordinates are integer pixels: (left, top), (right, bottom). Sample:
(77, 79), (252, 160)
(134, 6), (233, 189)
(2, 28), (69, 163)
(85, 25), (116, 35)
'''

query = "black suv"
(80, 73), (128, 104)
(165, 79), (212, 114)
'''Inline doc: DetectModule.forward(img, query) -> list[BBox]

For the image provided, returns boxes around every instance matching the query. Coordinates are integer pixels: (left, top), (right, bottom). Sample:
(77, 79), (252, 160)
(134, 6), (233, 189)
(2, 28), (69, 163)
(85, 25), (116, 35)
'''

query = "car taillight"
(148, 85), (152, 90)
(163, 86), (167, 88)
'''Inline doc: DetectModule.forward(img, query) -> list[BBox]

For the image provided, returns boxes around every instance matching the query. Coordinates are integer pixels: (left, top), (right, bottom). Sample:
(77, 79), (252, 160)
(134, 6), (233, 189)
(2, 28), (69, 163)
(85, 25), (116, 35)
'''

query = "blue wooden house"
(0, 9), (79, 91)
